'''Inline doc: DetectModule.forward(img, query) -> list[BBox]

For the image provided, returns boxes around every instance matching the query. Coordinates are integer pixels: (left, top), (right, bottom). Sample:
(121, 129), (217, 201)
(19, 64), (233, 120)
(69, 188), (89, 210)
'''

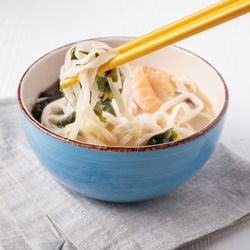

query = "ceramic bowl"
(18, 37), (228, 202)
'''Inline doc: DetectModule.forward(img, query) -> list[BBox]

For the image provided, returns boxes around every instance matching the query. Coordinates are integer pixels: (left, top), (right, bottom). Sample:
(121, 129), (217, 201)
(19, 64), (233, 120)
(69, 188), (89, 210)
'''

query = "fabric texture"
(0, 98), (250, 250)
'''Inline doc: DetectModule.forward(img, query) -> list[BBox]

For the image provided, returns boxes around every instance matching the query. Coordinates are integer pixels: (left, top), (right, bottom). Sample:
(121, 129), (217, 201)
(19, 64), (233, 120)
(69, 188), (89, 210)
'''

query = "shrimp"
(131, 65), (163, 113)
(131, 65), (176, 113)
(144, 66), (175, 100)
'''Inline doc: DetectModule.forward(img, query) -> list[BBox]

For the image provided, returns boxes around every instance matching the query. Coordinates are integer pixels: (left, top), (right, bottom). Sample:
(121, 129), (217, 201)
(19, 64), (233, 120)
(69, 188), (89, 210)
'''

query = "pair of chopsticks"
(61, 0), (249, 88)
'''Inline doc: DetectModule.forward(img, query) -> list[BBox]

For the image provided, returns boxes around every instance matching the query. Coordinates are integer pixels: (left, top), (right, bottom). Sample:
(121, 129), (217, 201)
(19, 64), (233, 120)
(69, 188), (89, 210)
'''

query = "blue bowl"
(18, 37), (228, 202)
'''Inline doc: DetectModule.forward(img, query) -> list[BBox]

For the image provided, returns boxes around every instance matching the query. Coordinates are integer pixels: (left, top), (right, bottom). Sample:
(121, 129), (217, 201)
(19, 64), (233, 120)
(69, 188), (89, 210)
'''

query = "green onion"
(147, 128), (177, 145)
(95, 75), (113, 101)
(95, 52), (99, 57)
(96, 75), (107, 91)
(79, 50), (89, 55)
(94, 110), (106, 122)
(60, 85), (64, 93)
(102, 90), (113, 101)
(94, 103), (106, 122)
(105, 68), (118, 82)
(70, 47), (77, 60)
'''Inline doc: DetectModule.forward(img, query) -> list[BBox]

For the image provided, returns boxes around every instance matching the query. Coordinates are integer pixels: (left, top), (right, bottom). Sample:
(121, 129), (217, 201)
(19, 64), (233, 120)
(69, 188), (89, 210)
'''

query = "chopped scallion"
(70, 47), (77, 60)
(79, 50), (89, 55)
(105, 68), (118, 82)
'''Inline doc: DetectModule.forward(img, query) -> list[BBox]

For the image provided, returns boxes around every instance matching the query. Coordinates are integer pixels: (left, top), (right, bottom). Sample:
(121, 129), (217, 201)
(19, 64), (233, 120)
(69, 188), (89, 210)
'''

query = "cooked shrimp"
(131, 65), (176, 113)
(144, 66), (175, 100)
(131, 65), (163, 113)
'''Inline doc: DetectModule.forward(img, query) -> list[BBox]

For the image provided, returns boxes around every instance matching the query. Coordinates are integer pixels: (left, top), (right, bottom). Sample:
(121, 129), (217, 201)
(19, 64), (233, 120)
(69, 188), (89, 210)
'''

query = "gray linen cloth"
(0, 98), (250, 250)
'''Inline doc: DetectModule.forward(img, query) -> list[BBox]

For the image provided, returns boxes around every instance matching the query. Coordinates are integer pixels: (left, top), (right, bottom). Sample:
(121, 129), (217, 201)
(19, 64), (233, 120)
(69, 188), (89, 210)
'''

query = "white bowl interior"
(20, 37), (226, 118)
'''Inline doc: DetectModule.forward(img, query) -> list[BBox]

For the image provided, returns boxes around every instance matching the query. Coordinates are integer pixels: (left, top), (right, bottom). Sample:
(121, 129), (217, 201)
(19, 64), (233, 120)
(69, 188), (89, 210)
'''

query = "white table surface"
(0, 0), (250, 249)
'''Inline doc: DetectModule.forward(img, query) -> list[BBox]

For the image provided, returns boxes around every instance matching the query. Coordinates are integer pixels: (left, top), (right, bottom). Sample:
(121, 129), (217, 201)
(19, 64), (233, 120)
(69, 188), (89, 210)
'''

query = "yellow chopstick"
(97, 0), (249, 74)
(61, 74), (79, 88)
(61, 0), (249, 88)
(115, 0), (239, 53)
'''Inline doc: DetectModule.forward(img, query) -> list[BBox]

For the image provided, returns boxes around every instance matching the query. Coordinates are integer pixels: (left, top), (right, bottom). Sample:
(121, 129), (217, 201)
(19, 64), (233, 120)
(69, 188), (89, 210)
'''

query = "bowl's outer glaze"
(21, 112), (225, 202)
(18, 37), (228, 202)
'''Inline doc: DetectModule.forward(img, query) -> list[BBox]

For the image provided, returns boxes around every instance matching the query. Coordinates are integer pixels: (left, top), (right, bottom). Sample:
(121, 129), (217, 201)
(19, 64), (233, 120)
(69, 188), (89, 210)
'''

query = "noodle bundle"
(38, 41), (214, 146)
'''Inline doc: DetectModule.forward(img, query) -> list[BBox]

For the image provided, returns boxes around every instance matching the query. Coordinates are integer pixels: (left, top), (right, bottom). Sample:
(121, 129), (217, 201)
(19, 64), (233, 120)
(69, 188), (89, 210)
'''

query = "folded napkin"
(0, 98), (250, 250)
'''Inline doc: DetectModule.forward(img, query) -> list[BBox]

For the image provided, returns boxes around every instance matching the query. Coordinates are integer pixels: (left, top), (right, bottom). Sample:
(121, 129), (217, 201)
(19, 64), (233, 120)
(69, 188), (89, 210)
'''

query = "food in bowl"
(31, 41), (214, 147)
(18, 37), (228, 202)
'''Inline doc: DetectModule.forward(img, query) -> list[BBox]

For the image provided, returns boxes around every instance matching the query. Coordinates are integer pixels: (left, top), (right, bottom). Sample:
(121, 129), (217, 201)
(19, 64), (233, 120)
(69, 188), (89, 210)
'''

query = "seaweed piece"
(99, 99), (116, 116)
(147, 128), (177, 145)
(56, 112), (76, 128)
(95, 75), (113, 101)
(31, 80), (63, 122)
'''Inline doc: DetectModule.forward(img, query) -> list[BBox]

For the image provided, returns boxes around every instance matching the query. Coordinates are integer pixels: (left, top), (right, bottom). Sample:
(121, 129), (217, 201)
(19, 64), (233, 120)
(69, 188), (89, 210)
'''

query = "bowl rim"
(17, 36), (229, 152)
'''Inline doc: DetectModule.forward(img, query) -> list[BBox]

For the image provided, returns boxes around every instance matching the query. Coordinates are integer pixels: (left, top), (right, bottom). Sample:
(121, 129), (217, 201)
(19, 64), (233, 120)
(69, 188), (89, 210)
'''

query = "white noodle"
(41, 41), (214, 146)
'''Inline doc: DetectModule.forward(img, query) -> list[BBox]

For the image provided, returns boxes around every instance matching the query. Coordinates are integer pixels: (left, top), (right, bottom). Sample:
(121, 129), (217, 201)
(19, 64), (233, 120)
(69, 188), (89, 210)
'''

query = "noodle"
(40, 41), (214, 146)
